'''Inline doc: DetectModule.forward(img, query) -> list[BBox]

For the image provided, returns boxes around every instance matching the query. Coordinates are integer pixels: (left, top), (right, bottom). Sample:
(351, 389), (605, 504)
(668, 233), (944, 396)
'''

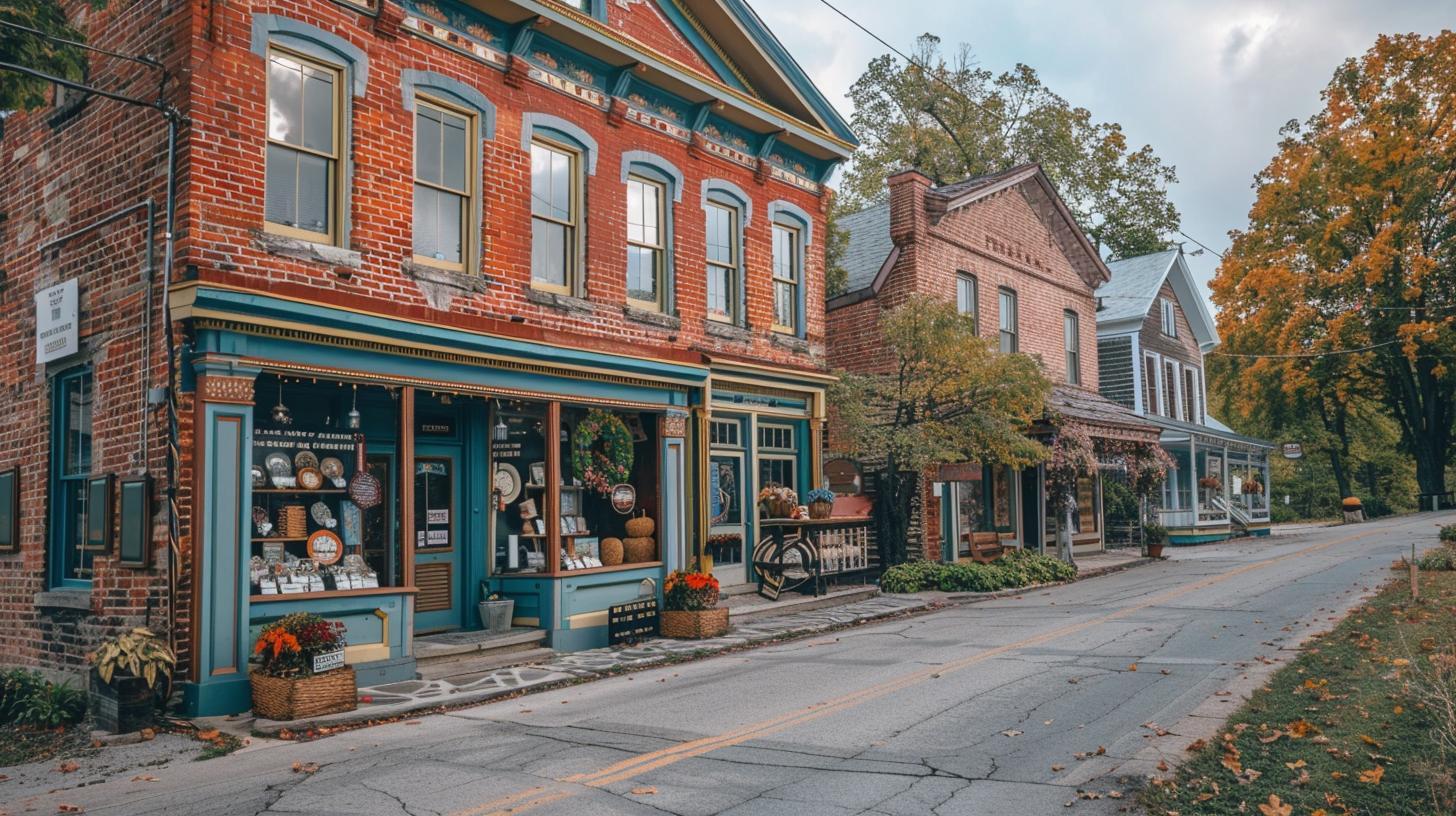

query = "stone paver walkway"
(251, 594), (929, 734)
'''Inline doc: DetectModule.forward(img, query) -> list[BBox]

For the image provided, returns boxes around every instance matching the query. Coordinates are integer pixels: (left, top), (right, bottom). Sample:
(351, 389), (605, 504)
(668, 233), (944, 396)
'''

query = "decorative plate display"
(306, 529), (343, 565)
(296, 467), (325, 490)
(493, 463), (522, 504)
(251, 465), (266, 489)
(294, 450), (320, 471)
(320, 456), (345, 480)
(610, 483), (637, 514)
(264, 452), (293, 479)
(309, 501), (335, 528)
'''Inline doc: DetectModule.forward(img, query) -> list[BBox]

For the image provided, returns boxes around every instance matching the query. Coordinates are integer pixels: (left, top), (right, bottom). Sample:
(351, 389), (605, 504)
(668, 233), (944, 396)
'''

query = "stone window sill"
(623, 305), (681, 331)
(704, 320), (751, 342)
(770, 332), (810, 353)
(403, 260), (491, 309)
(524, 286), (595, 315)
(253, 230), (363, 270)
(35, 588), (92, 612)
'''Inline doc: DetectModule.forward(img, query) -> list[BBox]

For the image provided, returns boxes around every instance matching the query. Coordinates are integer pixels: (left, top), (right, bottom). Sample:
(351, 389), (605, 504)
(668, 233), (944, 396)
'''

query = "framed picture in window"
(84, 474), (114, 552)
(528, 461), (546, 487)
(0, 468), (17, 553)
(118, 474), (153, 568)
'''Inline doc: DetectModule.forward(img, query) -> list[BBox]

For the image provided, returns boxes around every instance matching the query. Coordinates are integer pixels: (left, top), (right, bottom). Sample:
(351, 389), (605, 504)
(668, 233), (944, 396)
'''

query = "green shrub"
(936, 563), (1001, 592)
(1440, 524), (1456, 543)
(1418, 547), (1456, 571)
(879, 560), (943, 593)
(879, 550), (1076, 593)
(0, 669), (86, 728)
(1359, 495), (1394, 518)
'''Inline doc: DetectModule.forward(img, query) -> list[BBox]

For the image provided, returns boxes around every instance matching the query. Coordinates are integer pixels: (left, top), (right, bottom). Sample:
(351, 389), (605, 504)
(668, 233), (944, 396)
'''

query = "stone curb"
(250, 595), (932, 735)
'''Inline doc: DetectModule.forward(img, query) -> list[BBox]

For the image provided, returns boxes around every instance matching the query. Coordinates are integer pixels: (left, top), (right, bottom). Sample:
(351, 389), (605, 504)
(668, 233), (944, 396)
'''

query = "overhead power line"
(1177, 230), (1223, 259)
(1208, 340), (1403, 360)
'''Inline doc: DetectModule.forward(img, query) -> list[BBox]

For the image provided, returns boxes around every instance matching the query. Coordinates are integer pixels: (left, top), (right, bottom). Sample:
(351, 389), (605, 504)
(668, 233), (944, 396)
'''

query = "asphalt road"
(7, 511), (1453, 816)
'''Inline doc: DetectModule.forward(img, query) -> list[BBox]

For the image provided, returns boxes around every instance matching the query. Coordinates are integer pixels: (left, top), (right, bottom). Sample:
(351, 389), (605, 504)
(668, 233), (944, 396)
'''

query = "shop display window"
(248, 376), (400, 598)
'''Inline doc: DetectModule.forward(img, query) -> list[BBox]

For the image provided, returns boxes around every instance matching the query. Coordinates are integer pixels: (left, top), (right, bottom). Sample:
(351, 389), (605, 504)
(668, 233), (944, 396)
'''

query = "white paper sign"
(312, 649), (345, 674)
(35, 279), (79, 364)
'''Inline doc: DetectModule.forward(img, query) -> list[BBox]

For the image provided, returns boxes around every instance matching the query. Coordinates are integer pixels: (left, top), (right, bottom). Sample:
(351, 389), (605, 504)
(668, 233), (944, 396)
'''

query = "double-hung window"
(956, 272), (978, 327)
(50, 367), (94, 587)
(626, 175), (666, 309)
(1143, 353), (1160, 415)
(771, 223), (800, 333)
(531, 139), (579, 293)
(998, 288), (1018, 353)
(1163, 359), (1179, 419)
(1160, 297), (1178, 337)
(265, 49), (341, 243)
(1064, 310), (1080, 385)
(705, 202), (740, 323)
(413, 99), (473, 270)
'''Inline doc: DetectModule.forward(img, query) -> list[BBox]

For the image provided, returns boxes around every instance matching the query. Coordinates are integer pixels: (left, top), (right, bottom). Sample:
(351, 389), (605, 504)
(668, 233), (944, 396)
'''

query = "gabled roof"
(1098, 249), (1220, 351)
(837, 203), (893, 294)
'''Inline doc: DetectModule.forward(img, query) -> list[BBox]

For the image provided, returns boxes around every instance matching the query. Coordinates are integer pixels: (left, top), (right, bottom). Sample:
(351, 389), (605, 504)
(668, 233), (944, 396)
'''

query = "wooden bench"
(961, 531), (1005, 564)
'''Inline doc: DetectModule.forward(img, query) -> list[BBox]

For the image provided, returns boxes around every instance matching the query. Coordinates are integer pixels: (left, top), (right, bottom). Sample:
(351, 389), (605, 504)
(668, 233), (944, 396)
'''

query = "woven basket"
(623, 536), (656, 563)
(660, 608), (729, 639)
(761, 499), (794, 519)
(808, 500), (834, 520)
(250, 668), (357, 721)
(600, 537), (624, 566)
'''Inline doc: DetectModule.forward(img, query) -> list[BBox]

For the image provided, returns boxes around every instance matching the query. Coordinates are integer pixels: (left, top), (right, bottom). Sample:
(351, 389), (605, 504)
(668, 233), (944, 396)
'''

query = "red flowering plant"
(251, 612), (347, 678)
(662, 569), (720, 612)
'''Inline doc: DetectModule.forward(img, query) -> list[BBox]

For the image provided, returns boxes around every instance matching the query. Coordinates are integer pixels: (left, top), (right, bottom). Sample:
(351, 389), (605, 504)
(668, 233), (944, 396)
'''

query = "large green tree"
(1211, 32), (1456, 503)
(830, 295), (1050, 565)
(0, 1), (106, 112)
(838, 35), (1179, 259)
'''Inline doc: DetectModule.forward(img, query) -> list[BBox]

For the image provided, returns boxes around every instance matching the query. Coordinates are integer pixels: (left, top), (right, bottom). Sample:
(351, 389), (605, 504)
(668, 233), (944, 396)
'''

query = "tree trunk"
(873, 469), (911, 567)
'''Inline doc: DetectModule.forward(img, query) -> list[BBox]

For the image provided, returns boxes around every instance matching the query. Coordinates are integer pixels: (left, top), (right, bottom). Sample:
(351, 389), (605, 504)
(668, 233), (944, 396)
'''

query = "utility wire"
(1177, 230), (1223, 259)
(1208, 340), (1403, 360)
(0, 18), (163, 69)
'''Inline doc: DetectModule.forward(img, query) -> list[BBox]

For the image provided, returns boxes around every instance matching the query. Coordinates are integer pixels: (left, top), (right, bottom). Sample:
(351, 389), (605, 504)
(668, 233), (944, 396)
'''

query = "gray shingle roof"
(837, 203), (893, 294)
(1098, 249), (1180, 325)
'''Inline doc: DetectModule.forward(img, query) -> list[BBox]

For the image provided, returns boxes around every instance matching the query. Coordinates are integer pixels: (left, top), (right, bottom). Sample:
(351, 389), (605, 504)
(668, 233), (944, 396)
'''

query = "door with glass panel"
(708, 417), (748, 585)
(413, 447), (463, 631)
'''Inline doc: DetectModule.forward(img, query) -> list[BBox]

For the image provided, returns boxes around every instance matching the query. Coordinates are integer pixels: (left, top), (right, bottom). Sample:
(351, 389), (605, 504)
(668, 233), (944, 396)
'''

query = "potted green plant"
(805, 488), (836, 520)
(249, 613), (355, 721)
(660, 570), (728, 639)
(479, 584), (515, 634)
(89, 627), (175, 734)
(1143, 523), (1169, 559)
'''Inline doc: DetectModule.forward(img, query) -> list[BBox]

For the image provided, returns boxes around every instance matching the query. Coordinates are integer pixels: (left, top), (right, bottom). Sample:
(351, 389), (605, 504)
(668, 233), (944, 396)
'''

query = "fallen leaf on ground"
(1257, 794), (1292, 816)
(1001, 730), (1023, 738)
(130, 774), (159, 783)
(195, 729), (220, 742)
(57, 805), (84, 813)
(56, 761), (79, 774)
(1157, 760), (1170, 772)
(139, 728), (155, 741)
(1358, 766), (1384, 784)
(1051, 764), (1065, 772)
(291, 762), (319, 775)
(1359, 734), (1382, 748)
(1285, 760), (1306, 769)
(630, 786), (657, 795)
(1186, 739), (1207, 752)
(1128, 663), (1138, 672)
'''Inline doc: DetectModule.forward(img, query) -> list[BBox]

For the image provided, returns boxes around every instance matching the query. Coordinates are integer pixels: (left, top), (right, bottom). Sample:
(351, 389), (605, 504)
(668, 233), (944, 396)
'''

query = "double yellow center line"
(452, 527), (1383, 816)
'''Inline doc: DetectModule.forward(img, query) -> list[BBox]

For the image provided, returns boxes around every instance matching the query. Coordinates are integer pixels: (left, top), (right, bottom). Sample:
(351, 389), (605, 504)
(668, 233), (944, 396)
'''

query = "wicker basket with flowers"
(660, 570), (728, 638)
(249, 612), (356, 721)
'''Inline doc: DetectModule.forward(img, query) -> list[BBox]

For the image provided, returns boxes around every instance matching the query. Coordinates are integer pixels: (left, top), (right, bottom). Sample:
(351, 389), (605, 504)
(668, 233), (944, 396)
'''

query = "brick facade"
(1, 0), (844, 680)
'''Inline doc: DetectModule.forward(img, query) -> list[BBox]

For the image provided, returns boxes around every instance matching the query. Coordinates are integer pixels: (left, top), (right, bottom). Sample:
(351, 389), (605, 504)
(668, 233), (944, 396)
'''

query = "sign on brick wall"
(35, 279), (79, 364)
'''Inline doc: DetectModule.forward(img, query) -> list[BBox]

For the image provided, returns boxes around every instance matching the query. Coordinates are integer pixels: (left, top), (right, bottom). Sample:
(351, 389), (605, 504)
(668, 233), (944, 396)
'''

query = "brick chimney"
(887, 168), (932, 244)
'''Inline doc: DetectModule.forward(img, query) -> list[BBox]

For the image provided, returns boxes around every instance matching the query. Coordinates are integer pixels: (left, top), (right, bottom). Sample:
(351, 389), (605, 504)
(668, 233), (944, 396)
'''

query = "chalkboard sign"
(608, 597), (659, 644)
(0, 468), (17, 553)
(118, 474), (152, 567)
(84, 474), (113, 552)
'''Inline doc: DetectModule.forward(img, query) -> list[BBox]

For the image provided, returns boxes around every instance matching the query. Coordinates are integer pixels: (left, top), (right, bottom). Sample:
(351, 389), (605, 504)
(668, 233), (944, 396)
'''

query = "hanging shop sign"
(1281, 442), (1304, 460)
(34, 278), (79, 364)
(610, 483), (637, 514)
(608, 597), (659, 644)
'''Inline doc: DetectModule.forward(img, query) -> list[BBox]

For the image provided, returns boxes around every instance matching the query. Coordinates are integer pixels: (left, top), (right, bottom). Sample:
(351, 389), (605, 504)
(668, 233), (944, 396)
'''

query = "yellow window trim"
(412, 94), (477, 274)
(264, 45), (344, 247)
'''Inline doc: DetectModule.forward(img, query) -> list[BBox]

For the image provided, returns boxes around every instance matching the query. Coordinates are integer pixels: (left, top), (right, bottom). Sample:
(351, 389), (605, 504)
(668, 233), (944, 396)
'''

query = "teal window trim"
(702, 179), (752, 327)
(48, 366), (94, 589)
(251, 14), (365, 246)
(621, 152), (682, 315)
(521, 113), (598, 175)
(768, 200), (812, 339)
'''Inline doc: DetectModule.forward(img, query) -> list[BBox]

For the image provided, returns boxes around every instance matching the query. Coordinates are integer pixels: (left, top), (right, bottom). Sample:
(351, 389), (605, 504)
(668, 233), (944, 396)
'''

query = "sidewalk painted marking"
(449, 523), (1411, 815)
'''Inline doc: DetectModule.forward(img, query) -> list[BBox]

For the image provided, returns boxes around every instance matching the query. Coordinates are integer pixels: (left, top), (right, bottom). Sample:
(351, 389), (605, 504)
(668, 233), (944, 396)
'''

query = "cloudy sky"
(756, 0), (1451, 309)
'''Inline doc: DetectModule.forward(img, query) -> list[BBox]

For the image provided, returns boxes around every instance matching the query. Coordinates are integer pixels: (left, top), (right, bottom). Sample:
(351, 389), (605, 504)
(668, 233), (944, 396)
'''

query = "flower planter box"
(660, 608), (729, 639)
(90, 670), (154, 734)
(250, 668), (357, 721)
(808, 500), (834, 520)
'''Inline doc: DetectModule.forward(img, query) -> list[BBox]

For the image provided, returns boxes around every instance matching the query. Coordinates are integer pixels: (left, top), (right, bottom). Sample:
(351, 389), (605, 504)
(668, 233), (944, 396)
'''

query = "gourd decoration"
(624, 512), (655, 538)
(601, 537), (625, 567)
(623, 537), (656, 563)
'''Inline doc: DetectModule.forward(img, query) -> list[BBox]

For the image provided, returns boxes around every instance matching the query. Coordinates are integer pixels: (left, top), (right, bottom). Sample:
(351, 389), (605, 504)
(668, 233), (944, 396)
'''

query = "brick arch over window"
(701, 180), (752, 327)
(620, 151), (683, 202)
(768, 199), (813, 338)
(400, 70), (497, 140)
(520, 113), (598, 175)
(621, 152), (683, 315)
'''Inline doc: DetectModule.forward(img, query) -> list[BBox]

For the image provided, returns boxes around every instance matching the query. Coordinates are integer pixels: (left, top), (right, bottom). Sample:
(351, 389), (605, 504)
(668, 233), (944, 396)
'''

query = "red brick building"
(1, 0), (854, 714)
(826, 165), (1158, 561)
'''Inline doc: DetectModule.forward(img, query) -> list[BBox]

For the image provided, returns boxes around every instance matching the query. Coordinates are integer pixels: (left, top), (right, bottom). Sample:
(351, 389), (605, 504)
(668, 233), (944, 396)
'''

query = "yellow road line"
(449, 526), (1383, 815)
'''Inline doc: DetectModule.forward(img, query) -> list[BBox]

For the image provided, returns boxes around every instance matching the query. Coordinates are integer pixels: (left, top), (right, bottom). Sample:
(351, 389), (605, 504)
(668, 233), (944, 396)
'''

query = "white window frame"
(998, 287), (1018, 353)
(1160, 297), (1178, 338)
(956, 272), (978, 327)
(1064, 310), (1080, 386)
(1143, 351), (1161, 416)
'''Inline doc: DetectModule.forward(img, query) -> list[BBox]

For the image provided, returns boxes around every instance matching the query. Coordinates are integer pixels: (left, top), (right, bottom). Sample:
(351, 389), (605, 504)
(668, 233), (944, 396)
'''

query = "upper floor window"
(413, 99), (474, 271)
(1183, 366), (1202, 424)
(626, 175), (666, 310)
(50, 367), (94, 588)
(266, 49), (341, 243)
(531, 139), (579, 293)
(1064, 311), (1080, 385)
(1143, 353), (1160, 415)
(956, 272), (978, 328)
(705, 202), (740, 324)
(998, 288), (1018, 353)
(771, 223), (801, 333)
(1163, 358), (1179, 419)
(1160, 297), (1178, 338)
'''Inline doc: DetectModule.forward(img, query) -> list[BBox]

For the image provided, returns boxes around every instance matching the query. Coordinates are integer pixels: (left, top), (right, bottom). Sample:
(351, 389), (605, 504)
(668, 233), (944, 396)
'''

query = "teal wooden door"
(413, 448), (463, 631)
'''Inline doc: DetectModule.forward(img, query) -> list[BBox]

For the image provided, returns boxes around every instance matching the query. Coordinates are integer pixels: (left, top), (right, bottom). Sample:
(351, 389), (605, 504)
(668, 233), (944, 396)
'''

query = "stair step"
(728, 586), (879, 624)
(417, 647), (558, 683)
(719, 582), (760, 598)
(413, 628), (547, 662)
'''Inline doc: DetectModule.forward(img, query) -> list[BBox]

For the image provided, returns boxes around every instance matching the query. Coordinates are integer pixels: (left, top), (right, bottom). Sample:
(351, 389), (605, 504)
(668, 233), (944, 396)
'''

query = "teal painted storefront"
(177, 285), (703, 716)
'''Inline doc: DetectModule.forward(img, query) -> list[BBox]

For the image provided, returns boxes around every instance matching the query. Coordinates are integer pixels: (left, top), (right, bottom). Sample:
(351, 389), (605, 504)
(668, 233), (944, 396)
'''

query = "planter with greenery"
(479, 587), (514, 633)
(89, 627), (175, 734)
(1143, 522), (1169, 558)
(879, 549), (1077, 594)
(660, 570), (727, 638)
(805, 488), (836, 520)
(249, 612), (355, 721)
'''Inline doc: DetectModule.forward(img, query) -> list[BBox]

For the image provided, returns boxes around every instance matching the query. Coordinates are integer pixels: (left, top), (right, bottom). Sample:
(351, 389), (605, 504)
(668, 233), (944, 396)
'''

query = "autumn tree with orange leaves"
(1210, 31), (1456, 504)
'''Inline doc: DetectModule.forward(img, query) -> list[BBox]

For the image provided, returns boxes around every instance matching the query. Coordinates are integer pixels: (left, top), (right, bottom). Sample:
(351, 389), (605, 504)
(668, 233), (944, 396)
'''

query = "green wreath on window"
(571, 409), (635, 496)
